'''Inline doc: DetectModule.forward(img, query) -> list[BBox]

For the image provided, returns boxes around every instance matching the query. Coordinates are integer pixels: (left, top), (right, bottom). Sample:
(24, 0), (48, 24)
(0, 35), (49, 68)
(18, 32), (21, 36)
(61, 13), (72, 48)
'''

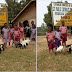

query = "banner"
(51, 2), (72, 26)
(55, 9), (72, 26)
(0, 4), (7, 26)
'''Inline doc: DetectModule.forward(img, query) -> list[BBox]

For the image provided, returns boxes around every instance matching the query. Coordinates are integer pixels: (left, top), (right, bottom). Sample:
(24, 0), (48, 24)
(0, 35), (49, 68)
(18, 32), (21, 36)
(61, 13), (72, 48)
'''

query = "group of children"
(46, 21), (67, 55)
(2, 21), (36, 50)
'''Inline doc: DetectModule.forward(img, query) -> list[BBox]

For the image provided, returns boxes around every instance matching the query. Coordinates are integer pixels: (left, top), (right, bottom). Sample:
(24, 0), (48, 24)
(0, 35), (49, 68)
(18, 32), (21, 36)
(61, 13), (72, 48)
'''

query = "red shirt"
(14, 26), (20, 31)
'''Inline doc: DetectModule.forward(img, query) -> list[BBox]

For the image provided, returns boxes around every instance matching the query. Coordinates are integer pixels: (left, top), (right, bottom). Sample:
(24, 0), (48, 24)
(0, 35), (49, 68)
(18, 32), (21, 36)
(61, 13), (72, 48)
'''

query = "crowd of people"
(2, 21), (36, 50)
(46, 21), (67, 55)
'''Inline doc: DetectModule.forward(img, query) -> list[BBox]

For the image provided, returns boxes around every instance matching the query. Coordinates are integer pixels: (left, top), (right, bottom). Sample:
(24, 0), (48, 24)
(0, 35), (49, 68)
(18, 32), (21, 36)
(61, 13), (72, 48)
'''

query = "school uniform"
(59, 26), (67, 41)
(14, 30), (20, 44)
(46, 32), (55, 50)
(8, 28), (11, 42)
(25, 26), (30, 37)
(10, 28), (14, 40)
(30, 27), (36, 39)
(2, 27), (9, 43)
(54, 31), (61, 47)
(19, 26), (24, 39)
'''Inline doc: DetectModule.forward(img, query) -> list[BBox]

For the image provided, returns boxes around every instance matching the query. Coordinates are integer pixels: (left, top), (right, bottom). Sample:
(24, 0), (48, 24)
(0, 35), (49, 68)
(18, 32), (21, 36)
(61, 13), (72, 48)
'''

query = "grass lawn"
(0, 39), (36, 71)
(37, 36), (72, 71)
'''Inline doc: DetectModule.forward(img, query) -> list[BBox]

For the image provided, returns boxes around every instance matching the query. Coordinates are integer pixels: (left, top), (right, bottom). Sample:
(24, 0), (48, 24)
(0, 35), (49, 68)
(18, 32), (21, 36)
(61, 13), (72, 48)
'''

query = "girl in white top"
(54, 27), (61, 47)
(30, 24), (36, 41)
(2, 23), (9, 49)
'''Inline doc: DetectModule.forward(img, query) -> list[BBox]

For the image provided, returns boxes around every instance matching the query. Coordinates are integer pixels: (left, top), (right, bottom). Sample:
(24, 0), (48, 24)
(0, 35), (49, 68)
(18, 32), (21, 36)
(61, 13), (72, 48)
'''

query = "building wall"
(13, 1), (36, 25)
(0, 3), (5, 8)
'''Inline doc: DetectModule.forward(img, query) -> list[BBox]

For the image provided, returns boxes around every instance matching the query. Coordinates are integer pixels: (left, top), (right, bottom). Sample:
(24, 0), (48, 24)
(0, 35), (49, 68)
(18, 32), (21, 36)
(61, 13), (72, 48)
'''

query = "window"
(69, 4), (70, 7)
(1, 4), (3, 7)
(52, 7), (55, 11)
(56, 20), (59, 22)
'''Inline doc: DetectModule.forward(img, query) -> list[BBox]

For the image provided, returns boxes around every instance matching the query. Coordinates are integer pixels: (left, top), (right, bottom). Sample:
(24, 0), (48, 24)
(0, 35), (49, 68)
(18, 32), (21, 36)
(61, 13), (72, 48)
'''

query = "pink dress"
(10, 28), (14, 40)
(59, 26), (67, 41)
(46, 32), (55, 50)
(19, 26), (24, 39)
(2, 27), (9, 43)
(8, 28), (11, 42)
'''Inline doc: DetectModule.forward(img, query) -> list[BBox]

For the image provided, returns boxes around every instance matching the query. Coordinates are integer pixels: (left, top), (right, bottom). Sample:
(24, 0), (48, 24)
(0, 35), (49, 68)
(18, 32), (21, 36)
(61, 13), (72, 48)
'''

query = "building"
(0, 3), (4, 8)
(51, 1), (72, 26)
(11, 0), (36, 26)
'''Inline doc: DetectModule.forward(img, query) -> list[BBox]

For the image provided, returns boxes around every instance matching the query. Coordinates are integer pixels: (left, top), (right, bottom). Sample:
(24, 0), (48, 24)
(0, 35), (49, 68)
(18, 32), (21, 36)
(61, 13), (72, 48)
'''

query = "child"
(30, 21), (34, 28)
(2, 23), (9, 49)
(19, 23), (24, 41)
(59, 21), (67, 46)
(46, 25), (55, 55)
(9, 24), (14, 47)
(14, 27), (20, 48)
(8, 26), (11, 47)
(14, 23), (19, 31)
(54, 27), (61, 47)
(30, 24), (36, 41)
(25, 23), (31, 39)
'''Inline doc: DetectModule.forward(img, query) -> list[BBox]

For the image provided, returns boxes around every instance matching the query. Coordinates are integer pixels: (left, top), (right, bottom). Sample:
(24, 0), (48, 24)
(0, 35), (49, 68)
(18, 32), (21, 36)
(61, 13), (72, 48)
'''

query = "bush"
(37, 32), (46, 36)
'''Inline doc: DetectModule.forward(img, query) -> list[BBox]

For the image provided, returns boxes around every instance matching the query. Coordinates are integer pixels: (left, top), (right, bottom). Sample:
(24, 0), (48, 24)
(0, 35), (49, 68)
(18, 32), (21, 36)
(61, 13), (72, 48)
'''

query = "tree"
(6, 0), (21, 21)
(6, 0), (30, 21)
(43, 4), (52, 26)
(37, 23), (48, 36)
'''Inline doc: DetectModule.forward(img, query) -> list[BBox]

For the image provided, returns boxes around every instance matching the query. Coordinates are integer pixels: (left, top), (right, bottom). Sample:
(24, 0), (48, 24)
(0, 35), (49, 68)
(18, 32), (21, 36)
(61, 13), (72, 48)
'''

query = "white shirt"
(54, 31), (61, 40)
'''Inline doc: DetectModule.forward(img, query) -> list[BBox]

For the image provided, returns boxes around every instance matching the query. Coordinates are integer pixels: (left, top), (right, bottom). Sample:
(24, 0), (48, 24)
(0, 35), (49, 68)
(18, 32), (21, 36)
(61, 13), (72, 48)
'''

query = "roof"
(11, 0), (36, 22)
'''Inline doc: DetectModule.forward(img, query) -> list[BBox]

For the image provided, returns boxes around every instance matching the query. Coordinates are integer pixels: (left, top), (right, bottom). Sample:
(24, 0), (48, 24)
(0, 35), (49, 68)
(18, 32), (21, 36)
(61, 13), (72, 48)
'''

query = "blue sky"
(0, 0), (72, 27)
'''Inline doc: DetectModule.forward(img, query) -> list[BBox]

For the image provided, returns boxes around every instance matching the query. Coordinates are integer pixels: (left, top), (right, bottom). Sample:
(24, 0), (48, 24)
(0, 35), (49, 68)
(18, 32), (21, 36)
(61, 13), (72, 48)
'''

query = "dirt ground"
(37, 35), (72, 71)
